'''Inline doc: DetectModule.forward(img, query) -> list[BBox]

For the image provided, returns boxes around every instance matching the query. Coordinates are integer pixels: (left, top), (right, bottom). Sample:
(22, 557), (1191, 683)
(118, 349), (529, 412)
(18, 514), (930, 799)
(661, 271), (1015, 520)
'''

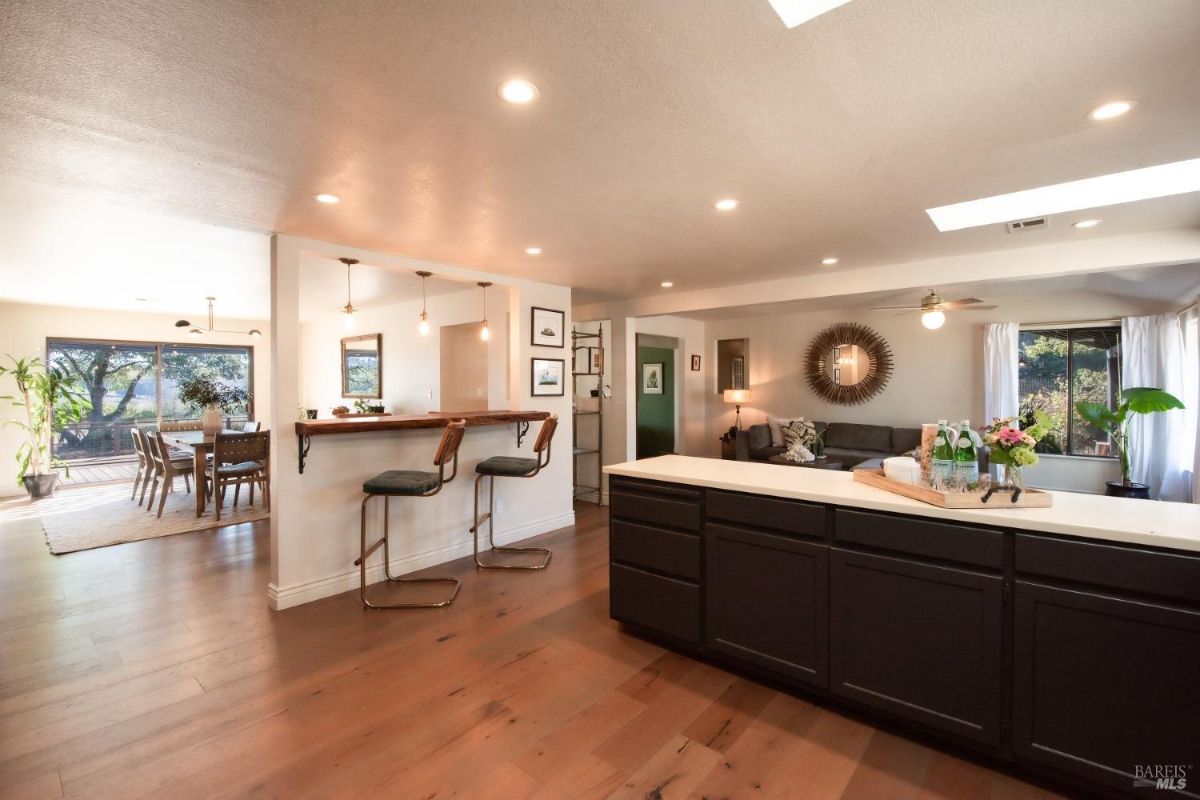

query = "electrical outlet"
(427, 388), (433, 399)
(495, 498), (505, 514)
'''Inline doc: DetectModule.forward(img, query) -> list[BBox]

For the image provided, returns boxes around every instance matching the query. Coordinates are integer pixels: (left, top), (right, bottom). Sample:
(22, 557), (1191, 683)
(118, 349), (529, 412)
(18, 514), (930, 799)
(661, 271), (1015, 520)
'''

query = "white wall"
(299, 287), (509, 417)
(0, 300), (271, 496)
(271, 235), (573, 609)
(702, 290), (1172, 493)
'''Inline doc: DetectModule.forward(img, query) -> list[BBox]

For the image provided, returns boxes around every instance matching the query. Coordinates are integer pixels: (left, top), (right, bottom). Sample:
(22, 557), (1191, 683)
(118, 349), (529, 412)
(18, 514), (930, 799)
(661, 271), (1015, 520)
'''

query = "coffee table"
(767, 455), (844, 470)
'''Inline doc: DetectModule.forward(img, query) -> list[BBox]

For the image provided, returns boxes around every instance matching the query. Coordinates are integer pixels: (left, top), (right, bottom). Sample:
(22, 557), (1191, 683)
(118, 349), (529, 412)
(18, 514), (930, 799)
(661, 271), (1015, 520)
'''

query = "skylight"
(925, 158), (1200, 232)
(767, 0), (852, 29)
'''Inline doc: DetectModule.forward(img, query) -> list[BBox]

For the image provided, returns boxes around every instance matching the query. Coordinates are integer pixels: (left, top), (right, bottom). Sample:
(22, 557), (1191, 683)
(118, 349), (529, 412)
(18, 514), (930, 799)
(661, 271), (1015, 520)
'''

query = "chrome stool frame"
(356, 420), (466, 609)
(470, 416), (558, 570)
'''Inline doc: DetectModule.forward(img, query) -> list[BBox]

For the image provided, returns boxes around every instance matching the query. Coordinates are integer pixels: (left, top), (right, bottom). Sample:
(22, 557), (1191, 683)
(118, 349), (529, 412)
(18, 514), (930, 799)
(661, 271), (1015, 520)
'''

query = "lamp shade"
(723, 389), (752, 404)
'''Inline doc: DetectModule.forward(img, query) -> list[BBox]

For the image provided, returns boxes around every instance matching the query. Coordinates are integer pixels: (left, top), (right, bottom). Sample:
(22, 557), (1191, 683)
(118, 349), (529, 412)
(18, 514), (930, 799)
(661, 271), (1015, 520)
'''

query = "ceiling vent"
(1006, 217), (1048, 233)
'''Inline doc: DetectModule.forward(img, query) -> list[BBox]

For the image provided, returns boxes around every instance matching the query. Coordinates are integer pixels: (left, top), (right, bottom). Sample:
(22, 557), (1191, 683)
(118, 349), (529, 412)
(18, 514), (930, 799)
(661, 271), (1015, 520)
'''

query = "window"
(47, 339), (253, 461)
(1018, 326), (1121, 456)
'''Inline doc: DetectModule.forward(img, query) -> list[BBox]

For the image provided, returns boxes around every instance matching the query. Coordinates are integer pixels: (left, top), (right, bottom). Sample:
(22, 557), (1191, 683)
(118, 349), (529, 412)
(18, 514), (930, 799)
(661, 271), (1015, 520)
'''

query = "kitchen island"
(604, 456), (1200, 799)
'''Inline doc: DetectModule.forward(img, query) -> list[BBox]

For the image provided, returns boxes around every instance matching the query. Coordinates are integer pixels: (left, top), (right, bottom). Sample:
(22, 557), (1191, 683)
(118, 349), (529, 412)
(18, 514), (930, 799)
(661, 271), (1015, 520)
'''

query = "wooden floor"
(0, 500), (1068, 799)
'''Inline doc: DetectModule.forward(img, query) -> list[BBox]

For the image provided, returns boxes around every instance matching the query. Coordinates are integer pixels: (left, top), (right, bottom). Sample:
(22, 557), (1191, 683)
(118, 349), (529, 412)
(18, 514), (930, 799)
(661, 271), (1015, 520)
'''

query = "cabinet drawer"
(1015, 534), (1200, 606)
(830, 548), (1003, 745)
(611, 520), (700, 581)
(610, 563), (700, 644)
(610, 481), (700, 532)
(835, 509), (1003, 569)
(707, 489), (825, 538)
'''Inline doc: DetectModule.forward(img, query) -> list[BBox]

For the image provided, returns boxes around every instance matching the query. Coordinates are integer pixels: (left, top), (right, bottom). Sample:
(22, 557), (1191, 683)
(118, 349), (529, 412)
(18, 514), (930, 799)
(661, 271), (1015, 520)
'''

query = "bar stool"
(469, 415), (558, 570)
(356, 419), (467, 609)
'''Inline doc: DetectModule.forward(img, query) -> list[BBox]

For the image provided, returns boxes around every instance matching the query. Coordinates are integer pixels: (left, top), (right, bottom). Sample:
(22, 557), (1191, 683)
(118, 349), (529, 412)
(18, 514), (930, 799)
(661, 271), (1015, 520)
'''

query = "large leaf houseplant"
(1075, 386), (1185, 498)
(0, 356), (91, 498)
(178, 375), (249, 435)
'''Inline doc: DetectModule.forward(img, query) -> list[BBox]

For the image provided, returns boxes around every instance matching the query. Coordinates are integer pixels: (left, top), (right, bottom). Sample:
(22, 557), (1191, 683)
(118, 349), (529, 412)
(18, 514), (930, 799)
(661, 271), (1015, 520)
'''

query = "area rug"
(17, 481), (269, 555)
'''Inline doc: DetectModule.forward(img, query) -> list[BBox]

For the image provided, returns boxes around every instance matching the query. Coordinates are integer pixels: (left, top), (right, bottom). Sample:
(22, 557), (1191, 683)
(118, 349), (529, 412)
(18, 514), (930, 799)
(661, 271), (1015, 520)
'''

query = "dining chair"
(129, 427), (153, 505)
(242, 420), (262, 433)
(206, 431), (270, 521)
(145, 432), (195, 518)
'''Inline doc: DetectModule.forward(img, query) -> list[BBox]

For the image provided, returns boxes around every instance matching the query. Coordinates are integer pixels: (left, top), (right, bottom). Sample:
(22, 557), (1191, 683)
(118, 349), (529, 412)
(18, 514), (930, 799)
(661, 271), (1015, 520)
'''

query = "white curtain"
(1122, 314), (1188, 501)
(983, 322), (1019, 424)
(1180, 305), (1200, 503)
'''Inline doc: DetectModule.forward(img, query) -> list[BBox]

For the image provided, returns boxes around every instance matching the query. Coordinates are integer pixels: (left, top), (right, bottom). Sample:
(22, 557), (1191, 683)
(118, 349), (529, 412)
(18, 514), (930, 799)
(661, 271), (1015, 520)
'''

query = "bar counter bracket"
(298, 433), (312, 475)
(516, 420), (530, 448)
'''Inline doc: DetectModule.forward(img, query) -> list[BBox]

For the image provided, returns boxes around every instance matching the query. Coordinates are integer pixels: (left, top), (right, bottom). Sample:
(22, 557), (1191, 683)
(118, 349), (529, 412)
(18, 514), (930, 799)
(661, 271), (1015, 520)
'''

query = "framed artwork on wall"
(531, 358), (565, 396)
(690, 354), (701, 371)
(530, 307), (565, 348)
(590, 348), (603, 374)
(642, 362), (664, 395)
(730, 355), (745, 390)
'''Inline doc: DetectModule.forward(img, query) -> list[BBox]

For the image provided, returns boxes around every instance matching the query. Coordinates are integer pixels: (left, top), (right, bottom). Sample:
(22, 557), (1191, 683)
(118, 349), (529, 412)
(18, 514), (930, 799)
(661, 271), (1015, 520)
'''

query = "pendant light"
(339, 257), (358, 330)
(478, 281), (493, 342)
(416, 270), (433, 336)
(173, 296), (262, 338)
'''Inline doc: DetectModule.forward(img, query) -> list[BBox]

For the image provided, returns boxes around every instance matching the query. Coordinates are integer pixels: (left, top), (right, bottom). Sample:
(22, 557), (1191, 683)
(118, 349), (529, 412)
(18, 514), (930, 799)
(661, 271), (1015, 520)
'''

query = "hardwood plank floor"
(0, 497), (1069, 799)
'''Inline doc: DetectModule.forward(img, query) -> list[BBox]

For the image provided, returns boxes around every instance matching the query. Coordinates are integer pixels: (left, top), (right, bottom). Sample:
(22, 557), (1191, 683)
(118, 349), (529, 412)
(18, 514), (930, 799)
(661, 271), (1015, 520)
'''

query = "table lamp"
(723, 389), (752, 430)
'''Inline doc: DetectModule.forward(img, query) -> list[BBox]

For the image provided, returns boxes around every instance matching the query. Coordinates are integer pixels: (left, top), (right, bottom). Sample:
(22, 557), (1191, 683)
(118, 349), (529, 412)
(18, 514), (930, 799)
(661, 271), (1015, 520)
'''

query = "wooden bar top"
(295, 409), (550, 436)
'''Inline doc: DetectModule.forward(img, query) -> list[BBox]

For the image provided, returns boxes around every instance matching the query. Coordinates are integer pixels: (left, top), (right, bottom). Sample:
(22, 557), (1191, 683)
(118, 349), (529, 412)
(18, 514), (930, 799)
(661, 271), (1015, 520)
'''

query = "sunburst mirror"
(804, 322), (893, 405)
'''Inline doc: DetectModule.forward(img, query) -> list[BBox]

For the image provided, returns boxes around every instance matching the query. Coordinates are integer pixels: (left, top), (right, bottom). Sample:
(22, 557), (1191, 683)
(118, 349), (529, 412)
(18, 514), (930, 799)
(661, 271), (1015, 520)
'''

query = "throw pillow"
(781, 418), (817, 450)
(767, 416), (804, 447)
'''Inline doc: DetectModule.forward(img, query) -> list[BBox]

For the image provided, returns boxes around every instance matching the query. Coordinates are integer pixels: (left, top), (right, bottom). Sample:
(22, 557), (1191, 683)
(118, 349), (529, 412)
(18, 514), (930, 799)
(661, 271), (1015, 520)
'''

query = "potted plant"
(178, 375), (249, 435)
(0, 356), (91, 499)
(1076, 386), (1185, 499)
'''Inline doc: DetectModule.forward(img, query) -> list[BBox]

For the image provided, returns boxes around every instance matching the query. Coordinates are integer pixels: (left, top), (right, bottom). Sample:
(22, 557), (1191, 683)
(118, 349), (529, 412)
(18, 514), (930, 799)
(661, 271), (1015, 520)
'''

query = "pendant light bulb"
(416, 271), (433, 336)
(477, 281), (493, 342)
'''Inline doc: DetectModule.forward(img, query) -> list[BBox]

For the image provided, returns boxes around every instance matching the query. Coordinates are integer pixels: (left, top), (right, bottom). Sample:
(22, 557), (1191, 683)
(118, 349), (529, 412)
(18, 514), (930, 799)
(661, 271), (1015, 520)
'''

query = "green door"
(636, 346), (675, 459)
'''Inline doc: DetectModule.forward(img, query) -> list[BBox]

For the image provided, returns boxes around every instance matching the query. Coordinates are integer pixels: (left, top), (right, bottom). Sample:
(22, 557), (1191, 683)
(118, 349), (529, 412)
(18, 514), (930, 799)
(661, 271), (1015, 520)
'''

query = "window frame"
(1018, 322), (1121, 459)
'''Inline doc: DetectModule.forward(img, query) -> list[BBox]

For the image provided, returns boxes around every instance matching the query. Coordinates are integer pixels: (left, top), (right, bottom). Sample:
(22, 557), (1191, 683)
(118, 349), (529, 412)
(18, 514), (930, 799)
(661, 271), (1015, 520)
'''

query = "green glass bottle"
(931, 419), (955, 486)
(954, 419), (980, 487)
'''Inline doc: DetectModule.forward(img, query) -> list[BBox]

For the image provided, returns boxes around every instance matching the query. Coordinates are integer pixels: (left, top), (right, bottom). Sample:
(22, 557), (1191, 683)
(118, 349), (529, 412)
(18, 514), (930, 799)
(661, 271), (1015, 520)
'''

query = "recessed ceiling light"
(661, 281), (674, 288)
(499, 79), (538, 104)
(313, 193), (340, 204)
(1088, 100), (1135, 121)
(925, 157), (1200, 232)
(1072, 219), (1101, 229)
(767, 0), (852, 28)
(714, 198), (739, 211)
(821, 257), (839, 266)
(525, 246), (542, 256)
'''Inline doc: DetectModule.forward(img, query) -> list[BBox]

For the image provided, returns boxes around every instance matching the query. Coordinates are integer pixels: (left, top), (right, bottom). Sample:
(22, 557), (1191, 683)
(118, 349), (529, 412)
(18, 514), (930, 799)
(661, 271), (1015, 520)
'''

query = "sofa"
(737, 420), (923, 469)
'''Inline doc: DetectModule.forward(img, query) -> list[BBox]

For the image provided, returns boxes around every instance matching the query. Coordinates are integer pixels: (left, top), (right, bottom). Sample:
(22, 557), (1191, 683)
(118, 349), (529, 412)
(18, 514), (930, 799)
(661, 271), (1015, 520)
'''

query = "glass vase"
(998, 463), (1024, 493)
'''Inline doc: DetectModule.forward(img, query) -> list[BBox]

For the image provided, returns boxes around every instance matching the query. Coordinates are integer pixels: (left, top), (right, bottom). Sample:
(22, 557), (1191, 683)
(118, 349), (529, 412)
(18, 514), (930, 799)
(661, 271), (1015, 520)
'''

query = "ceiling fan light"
(921, 310), (946, 330)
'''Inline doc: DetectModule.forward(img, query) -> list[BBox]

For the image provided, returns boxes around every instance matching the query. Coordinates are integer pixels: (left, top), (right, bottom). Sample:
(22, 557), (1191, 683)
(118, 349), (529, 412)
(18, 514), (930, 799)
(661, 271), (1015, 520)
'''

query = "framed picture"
(590, 348), (604, 374)
(531, 358), (565, 396)
(690, 354), (701, 371)
(530, 307), (565, 348)
(833, 367), (842, 385)
(642, 362), (664, 395)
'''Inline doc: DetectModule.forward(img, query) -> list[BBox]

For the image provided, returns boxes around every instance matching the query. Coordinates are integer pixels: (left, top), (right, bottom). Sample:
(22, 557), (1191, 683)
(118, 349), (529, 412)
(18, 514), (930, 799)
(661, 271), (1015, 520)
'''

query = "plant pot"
(1105, 480), (1150, 499)
(23, 473), (58, 499)
(201, 405), (223, 436)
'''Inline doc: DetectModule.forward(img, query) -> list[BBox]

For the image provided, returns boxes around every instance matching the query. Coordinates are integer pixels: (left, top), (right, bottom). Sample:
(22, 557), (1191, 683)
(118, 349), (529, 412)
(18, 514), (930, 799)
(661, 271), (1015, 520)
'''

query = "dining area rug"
(10, 481), (269, 555)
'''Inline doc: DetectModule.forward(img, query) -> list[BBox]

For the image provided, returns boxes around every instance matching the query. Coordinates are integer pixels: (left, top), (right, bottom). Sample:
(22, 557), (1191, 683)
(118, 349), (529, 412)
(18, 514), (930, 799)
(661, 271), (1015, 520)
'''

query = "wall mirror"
(804, 323), (892, 405)
(341, 333), (382, 398)
(716, 338), (748, 394)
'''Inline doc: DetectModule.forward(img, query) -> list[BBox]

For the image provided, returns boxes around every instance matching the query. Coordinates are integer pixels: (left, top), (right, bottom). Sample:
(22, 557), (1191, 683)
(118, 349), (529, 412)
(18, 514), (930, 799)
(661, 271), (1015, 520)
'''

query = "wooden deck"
(58, 458), (138, 487)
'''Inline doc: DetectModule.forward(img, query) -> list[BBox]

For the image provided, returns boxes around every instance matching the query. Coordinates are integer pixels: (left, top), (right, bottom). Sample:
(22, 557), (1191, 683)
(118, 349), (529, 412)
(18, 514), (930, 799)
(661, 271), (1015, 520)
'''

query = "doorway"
(636, 334), (678, 459)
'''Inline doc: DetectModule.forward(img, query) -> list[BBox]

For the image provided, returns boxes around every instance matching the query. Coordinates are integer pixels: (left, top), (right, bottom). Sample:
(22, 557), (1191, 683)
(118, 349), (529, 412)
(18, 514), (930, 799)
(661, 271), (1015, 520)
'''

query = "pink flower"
(996, 427), (1026, 445)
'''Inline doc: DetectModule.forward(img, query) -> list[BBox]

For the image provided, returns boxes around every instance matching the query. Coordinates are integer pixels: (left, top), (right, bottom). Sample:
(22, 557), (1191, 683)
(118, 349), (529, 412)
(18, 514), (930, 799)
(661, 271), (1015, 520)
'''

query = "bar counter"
(295, 410), (550, 473)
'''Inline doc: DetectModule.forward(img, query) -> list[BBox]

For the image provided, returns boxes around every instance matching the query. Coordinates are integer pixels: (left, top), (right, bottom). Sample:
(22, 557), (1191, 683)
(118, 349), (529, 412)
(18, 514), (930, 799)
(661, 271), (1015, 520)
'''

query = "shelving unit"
(571, 324), (604, 504)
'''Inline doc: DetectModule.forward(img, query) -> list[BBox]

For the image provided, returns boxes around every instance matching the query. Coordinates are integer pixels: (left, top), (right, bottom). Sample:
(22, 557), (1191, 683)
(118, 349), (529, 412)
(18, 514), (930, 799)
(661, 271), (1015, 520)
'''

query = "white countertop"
(604, 456), (1200, 554)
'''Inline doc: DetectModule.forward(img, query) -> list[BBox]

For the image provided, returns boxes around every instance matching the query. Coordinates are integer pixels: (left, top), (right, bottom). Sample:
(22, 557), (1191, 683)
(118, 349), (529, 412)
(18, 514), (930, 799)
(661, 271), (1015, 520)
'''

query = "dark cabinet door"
(1013, 581), (1200, 797)
(829, 548), (1004, 746)
(705, 522), (828, 687)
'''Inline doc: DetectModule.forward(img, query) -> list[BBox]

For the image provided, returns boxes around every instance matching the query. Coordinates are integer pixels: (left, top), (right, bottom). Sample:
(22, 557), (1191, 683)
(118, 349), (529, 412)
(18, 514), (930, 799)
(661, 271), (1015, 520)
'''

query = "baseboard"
(267, 510), (576, 611)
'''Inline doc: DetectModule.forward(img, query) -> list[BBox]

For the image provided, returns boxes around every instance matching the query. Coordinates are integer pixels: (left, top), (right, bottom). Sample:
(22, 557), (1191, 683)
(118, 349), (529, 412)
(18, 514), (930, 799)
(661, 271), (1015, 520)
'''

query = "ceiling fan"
(870, 289), (997, 330)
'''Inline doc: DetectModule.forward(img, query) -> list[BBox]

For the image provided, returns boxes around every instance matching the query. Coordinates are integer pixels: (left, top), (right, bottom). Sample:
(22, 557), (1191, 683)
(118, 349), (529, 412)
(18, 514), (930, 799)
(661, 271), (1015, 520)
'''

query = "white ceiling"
(0, 0), (1198, 309)
(684, 262), (1200, 320)
(297, 255), (475, 322)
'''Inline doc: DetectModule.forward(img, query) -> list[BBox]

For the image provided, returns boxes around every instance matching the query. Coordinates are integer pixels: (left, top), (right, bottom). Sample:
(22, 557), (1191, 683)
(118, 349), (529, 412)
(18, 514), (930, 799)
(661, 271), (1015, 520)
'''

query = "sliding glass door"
(47, 339), (253, 462)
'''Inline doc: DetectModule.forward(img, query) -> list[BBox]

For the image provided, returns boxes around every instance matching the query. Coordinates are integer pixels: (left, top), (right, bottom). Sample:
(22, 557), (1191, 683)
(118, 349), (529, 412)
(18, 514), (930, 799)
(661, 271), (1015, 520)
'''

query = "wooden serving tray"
(853, 469), (1053, 509)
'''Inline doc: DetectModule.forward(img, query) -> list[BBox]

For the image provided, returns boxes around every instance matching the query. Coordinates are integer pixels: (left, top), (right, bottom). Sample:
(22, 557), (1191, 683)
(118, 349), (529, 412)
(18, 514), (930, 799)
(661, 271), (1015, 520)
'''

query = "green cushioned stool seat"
(363, 470), (441, 496)
(475, 456), (539, 477)
(217, 460), (264, 476)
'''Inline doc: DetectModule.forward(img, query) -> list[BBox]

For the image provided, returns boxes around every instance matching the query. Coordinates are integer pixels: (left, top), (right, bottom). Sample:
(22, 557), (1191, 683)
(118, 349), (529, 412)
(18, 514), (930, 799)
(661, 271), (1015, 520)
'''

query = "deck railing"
(53, 416), (250, 462)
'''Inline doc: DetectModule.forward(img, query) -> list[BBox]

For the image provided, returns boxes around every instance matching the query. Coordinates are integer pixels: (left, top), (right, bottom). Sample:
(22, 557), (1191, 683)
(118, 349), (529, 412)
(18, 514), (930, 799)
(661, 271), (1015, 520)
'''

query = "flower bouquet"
(982, 410), (1050, 492)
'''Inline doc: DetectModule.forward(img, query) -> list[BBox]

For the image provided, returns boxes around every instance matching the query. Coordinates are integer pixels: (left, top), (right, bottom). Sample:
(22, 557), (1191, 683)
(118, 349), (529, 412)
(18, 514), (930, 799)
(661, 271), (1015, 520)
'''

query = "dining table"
(158, 429), (241, 517)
